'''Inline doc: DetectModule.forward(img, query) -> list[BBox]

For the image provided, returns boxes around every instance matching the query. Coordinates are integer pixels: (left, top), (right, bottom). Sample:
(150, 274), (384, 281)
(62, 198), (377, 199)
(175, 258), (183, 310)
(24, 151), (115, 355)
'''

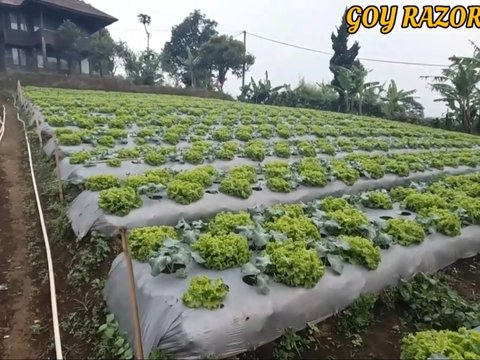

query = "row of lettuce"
(25, 87), (480, 148)
(135, 172), (480, 358)
(80, 149), (480, 216)
(66, 135), (478, 167)
(120, 172), (480, 306)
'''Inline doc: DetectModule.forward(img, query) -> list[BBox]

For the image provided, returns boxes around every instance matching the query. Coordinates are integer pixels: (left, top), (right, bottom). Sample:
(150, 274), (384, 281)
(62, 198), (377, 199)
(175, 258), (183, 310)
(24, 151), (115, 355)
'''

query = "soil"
(0, 95), (48, 359)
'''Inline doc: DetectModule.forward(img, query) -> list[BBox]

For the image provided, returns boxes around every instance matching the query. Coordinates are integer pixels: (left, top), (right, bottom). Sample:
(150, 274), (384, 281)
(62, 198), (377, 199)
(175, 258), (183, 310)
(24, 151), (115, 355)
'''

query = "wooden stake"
(120, 228), (144, 360)
(51, 133), (64, 202)
(34, 114), (43, 148)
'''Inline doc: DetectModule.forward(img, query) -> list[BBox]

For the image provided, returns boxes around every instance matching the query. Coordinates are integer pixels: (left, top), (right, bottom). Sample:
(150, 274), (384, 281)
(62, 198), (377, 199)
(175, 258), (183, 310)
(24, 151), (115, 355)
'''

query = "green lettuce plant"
(85, 175), (120, 191)
(167, 180), (204, 205)
(385, 218), (426, 246)
(98, 187), (142, 216)
(400, 328), (480, 360)
(191, 233), (251, 270)
(265, 240), (325, 288)
(129, 226), (178, 262)
(181, 276), (229, 310)
(340, 236), (381, 270)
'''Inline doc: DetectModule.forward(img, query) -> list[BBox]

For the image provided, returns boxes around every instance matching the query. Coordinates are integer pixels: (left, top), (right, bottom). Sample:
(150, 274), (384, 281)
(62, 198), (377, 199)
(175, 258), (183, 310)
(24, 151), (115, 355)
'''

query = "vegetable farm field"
(18, 86), (480, 359)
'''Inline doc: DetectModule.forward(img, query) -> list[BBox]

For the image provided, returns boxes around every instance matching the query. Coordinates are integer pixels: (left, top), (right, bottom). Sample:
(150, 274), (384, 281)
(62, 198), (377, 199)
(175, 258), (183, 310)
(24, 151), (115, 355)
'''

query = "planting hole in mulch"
(161, 263), (186, 274)
(399, 211), (412, 216)
(242, 275), (257, 286)
(380, 216), (393, 220)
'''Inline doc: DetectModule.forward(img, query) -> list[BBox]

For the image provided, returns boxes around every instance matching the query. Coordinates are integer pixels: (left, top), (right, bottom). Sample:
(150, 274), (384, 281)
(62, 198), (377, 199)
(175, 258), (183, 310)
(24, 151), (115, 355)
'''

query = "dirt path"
(0, 96), (45, 359)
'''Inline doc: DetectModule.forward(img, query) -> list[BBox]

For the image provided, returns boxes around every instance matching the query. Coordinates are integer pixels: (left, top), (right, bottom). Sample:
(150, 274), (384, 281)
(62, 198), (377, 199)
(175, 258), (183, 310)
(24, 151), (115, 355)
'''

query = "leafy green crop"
(298, 158), (327, 187)
(85, 175), (120, 191)
(265, 214), (320, 242)
(98, 187), (142, 216)
(98, 135), (116, 148)
(219, 176), (252, 199)
(208, 211), (253, 235)
(418, 207), (462, 237)
(266, 177), (292, 193)
(390, 186), (417, 202)
(191, 233), (251, 270)
(273, 140), (291, 158)
(297, 140), (316, 157)
(129, 226), (178, 262)
(327, 208), (369, 235)
(181, 276), (229, 310)
(361, 191), (393, 209)
(107, 159), (121, 167)
(320, 196), (350, 212)
(70, 151), (91, 165)
(166, 180), (204, 205)
(400, 328), (480, 360)
(145, 151), (166, 166)
(331, 160), (360, 185)
(58, 133), (82, 146)
(266, 240), (325, 288)
(245, 140), (267, 161)
(403, 193), (448, 213)
(340, 236), (381, 270)
(216, 141), (238, 160)
(385, 219), (426, 246)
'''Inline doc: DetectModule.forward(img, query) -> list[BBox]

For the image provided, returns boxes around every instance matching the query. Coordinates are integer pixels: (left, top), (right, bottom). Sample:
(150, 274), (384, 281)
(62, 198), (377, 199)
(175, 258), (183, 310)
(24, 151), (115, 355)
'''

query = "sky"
(89, 0), (479, 117)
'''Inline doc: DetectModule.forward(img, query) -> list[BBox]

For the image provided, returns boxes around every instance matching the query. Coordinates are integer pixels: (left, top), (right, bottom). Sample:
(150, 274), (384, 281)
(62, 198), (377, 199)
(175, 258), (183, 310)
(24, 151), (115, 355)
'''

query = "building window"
(37, 55), (44, 68)
(9, 12), (18, 30)
(19, 14), (27, 31)
(12, 48), (26, 66)
(9, 12), (27, 31)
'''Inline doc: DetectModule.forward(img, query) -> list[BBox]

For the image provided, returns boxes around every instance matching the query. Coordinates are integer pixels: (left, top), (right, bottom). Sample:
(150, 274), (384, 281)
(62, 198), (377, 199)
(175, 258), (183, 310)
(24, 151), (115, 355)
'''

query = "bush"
(191, 233), (251, 270)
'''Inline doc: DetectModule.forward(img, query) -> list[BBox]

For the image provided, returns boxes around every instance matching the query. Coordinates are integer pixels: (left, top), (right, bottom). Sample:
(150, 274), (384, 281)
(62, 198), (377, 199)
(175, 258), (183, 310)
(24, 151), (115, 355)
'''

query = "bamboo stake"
(120, 227), (144, 360)
(51, 133), (64, 202)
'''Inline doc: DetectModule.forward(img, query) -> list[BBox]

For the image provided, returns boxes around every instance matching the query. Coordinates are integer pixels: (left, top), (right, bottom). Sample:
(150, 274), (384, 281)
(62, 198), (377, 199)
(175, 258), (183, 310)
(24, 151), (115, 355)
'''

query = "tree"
(116, 42), (163, 85)
(198, 35), (255, 91)
(382, 80), (424, 122)
(161, 10), (218, 86)
(350, 63), (381, 115)
(138, 14), (152, 51)
(88, 29), (116, 77)
(422, 53), (480, 133)
(329, 9), (361, 112)
(56, 19), (83, 74)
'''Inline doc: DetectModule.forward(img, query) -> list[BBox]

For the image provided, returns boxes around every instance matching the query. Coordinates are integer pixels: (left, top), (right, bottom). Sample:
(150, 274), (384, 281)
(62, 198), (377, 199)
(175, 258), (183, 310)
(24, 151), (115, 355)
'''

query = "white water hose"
(14, 108), (63, 359)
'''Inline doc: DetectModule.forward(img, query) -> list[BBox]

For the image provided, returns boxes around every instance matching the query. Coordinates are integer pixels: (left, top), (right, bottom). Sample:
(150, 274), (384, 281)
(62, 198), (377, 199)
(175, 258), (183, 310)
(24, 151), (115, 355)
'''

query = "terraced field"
(20, 86), (480, 359)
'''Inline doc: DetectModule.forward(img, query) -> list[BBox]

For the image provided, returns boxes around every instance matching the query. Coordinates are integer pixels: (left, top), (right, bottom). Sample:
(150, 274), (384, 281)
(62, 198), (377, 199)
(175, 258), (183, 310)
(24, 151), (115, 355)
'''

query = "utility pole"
(241, 30), (247, 89)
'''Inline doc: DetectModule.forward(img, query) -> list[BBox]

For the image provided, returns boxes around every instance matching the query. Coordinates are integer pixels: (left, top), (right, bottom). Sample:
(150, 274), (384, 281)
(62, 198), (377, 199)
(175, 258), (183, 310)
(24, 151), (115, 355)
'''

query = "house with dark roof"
(0, 0), (117, 73)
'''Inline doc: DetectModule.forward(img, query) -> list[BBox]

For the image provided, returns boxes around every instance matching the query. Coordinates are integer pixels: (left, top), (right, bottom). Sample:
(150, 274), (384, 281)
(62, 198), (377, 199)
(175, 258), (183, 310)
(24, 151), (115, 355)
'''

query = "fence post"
(51, 132), (64, 202)
(120, 227), (144, 360)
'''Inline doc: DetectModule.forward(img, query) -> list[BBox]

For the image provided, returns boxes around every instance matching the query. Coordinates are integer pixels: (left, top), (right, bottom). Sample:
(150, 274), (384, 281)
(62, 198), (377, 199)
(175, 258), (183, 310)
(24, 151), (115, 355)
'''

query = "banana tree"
(422, 53), (480, 133)
(381, 80), (421, 120)
(239, 71), (286, 104)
